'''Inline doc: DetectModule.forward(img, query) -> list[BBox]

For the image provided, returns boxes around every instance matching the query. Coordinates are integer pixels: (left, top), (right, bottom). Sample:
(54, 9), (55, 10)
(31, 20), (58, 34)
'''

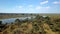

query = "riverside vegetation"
(0, 14), (60, 34)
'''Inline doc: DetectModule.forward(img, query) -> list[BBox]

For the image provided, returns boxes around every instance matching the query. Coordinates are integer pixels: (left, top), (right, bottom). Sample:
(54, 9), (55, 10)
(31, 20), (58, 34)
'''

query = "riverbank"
(0, 15), (60, 34)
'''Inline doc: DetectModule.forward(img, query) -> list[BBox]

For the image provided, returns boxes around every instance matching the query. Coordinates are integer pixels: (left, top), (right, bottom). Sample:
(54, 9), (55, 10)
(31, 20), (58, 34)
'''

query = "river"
(0, 16), (36, 24)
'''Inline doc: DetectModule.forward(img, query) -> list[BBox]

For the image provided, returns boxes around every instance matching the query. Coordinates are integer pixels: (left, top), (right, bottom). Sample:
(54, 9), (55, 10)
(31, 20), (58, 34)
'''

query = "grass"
(0, 14), (60, 34)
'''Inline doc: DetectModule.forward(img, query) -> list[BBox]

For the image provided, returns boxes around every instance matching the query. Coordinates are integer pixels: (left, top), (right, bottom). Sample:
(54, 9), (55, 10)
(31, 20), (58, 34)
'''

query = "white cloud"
(28, 5), (33, 7)
(0, 5), (51, 13)
(13, 6), (24, 10)
(15, 6), (23, 9)
(11, 5), (35, 13)
(35, 6), (41, 10)
(40, 1), (48, 5)
(45, 6), (50, 10)
(9, 6), (25, 13)
(35, 6), (50, 10)
(53, 1), (60, 4)
(19, 6), (23, 8)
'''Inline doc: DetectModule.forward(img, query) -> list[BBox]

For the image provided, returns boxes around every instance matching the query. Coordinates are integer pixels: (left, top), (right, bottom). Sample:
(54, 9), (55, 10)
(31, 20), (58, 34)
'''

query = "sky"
(0, 0), (60, 13)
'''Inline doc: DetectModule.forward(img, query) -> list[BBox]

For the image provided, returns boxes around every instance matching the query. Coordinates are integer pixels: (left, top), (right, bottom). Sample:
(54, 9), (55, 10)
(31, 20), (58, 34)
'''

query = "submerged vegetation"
(0, 14), (60, 34)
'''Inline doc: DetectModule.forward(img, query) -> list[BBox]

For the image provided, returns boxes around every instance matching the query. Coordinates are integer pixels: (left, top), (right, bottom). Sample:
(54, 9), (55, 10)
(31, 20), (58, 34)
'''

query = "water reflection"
(0, 16), (35, 23)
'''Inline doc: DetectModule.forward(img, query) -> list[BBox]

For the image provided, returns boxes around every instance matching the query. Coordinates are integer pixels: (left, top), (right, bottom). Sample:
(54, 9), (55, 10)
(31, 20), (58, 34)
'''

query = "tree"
(0, 21), (2, 25)
(15, 19), (20, 23)
(15, 19), (20, 27)
(35, 15), (44, 21)
(44, 16), (50, 20)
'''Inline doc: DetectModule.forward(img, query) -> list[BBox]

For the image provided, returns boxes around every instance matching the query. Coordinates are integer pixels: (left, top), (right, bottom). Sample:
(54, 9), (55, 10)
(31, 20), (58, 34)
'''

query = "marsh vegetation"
(0, 14), (60, 34)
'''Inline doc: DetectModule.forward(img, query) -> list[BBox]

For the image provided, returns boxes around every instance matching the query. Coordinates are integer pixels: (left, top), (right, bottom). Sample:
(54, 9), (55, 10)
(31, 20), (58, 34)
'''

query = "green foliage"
(14, 30), (21, 34)
(3, 31), (8, 34)
(0, 21), (2, 24)
(0, 15), (60, 34)
(15, 19), (20, 22)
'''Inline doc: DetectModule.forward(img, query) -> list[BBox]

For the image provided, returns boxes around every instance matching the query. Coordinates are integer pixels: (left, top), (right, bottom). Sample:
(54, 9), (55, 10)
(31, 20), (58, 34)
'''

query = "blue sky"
(0, 0), (60, 13)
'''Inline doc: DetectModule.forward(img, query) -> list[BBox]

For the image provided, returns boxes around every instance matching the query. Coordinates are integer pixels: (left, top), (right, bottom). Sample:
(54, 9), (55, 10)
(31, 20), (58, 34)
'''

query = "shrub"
(0, 21), (2, 25)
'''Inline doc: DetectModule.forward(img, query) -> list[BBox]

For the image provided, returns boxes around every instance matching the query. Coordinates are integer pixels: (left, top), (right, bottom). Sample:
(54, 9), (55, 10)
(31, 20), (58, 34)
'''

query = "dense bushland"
(0, 15), (60, 34)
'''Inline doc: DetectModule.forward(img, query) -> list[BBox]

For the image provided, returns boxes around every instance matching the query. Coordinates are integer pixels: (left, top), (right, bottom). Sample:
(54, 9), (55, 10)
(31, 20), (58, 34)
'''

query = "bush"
(15, 19), (20, 23)
(3, 31), (8, 34)
(0, 21), (2, 25)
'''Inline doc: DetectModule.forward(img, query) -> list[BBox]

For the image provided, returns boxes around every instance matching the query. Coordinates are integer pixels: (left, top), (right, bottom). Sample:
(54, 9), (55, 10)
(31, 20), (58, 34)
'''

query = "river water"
(0, 16), (36, 24)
